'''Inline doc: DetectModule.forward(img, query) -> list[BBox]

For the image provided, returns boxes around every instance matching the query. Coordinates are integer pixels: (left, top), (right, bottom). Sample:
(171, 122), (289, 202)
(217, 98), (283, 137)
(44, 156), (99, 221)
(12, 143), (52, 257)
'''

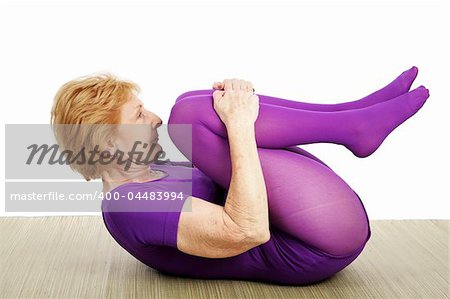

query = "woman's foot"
(349, 66), (419, 109)
(346, 85), (430, 158)
(394, 66), (419, 95)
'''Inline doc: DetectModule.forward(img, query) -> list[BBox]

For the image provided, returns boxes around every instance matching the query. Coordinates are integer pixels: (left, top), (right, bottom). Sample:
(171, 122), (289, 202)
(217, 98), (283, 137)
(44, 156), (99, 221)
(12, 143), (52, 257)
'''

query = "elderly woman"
(50, 67), (428, 285)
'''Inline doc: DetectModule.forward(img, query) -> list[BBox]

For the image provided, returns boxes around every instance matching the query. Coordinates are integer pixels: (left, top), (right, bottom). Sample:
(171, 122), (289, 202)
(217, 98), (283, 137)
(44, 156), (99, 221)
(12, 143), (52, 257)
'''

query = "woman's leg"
(167, 82), (428, 255)
(168, 86), (429, 158)
(168, 110), (370, 257)
(175, 66), (418, 111)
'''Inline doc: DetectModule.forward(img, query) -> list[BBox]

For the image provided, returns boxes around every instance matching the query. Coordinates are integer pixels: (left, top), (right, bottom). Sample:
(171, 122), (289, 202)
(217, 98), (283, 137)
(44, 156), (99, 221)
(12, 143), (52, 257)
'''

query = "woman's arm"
(177, 121), (270, 259)
(211, 86), (269, 239)
(223, 123), (270, 240)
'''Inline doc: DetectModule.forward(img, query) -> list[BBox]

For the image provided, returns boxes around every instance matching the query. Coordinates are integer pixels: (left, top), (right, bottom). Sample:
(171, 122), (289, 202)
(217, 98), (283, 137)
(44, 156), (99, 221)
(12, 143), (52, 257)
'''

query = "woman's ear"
(104, 139), (116, 155)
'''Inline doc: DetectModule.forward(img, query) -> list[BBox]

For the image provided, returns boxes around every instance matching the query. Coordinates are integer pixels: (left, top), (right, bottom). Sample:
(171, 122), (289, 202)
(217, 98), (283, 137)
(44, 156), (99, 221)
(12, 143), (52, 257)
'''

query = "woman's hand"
(212, 78), (255, 93)
(213, 89), (259, 128)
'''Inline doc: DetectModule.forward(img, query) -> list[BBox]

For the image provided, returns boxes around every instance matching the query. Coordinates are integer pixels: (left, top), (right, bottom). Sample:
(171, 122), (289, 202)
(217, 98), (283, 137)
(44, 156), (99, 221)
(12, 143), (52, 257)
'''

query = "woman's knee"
(168, 96), (201, 124)
(169, 95), (220, 128)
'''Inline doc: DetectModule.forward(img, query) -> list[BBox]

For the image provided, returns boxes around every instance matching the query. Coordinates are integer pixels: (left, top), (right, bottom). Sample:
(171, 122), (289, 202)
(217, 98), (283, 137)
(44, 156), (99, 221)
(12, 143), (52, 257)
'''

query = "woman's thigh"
(256, 148), (369, 256)
(282, 145), (332, 170)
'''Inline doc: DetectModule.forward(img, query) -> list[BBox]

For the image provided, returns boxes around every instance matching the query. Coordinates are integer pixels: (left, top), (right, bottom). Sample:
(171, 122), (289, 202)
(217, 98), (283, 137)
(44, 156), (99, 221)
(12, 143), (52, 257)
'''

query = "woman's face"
(112, 93), (164, 165)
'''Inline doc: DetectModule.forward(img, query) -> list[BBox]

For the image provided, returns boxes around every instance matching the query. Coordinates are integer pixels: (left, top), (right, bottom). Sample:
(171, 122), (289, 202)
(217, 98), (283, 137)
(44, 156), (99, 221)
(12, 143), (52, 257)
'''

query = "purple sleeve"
(106, 210), (182, 248)
(164, 211), (182, 247)
(104, 182), (187, 248)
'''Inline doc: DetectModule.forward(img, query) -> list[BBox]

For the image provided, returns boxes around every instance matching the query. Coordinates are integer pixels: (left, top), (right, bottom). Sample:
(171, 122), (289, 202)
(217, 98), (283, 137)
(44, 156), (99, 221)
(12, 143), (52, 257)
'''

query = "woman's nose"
(143, 108), (162, 128)
(152, 120), (162, 129)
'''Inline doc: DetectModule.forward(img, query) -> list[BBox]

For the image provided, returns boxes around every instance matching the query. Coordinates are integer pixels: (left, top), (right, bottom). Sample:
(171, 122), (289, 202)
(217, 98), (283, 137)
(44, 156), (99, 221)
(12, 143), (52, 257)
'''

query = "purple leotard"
(102, 161), (371, 286)
(101, 68), (429, 285)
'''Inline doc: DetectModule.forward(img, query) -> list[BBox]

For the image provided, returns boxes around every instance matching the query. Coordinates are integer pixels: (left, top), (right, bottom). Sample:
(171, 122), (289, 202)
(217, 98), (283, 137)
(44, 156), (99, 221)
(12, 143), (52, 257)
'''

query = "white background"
(0, 0), (449, 219)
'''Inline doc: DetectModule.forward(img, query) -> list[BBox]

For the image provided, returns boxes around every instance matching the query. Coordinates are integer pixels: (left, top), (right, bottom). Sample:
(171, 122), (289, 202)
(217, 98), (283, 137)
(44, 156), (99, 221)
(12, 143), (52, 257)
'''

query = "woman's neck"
(101, 165), (166, 193)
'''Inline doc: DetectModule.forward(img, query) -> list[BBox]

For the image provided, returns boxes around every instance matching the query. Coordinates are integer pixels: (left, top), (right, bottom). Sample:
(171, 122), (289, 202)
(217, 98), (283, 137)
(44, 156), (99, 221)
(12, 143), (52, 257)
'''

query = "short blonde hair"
(50, 73), (140, 181)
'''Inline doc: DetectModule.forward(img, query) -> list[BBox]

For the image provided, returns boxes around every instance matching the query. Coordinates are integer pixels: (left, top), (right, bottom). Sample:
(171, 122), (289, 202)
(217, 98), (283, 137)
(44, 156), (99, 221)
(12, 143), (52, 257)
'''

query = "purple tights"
(167, 66), (429, 257)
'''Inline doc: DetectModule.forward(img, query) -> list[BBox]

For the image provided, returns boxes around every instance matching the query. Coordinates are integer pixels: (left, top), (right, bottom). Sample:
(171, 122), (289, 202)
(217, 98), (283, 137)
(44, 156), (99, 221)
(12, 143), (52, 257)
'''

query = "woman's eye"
(138, 111), (143, 118)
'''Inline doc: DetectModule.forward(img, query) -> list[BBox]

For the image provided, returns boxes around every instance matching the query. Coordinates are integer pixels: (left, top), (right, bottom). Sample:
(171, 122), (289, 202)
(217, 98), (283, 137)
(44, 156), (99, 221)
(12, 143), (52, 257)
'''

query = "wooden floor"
(0, 217), (448, 299)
